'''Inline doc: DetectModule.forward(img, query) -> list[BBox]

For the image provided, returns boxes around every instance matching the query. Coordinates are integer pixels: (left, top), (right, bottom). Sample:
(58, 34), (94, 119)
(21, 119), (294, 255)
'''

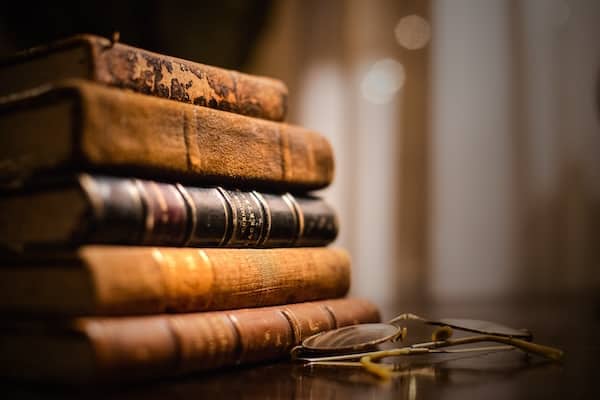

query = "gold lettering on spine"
(217, 188), (264, 246)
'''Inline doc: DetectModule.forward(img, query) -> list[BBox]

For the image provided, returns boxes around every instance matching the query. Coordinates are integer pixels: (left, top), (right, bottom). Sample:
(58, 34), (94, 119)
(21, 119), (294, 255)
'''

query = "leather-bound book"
(0, 246), (351, 315)
(0, 298), (380, 384)
(0, 34), (288, 121)
(0, 80), (333, 191)
(0, 175), (338, 250)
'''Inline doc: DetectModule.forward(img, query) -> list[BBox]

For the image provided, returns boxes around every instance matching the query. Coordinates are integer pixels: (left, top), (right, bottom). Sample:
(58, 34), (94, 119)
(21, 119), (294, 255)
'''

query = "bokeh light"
(360, 59), (406, 104)
(394, 14), (431, 50)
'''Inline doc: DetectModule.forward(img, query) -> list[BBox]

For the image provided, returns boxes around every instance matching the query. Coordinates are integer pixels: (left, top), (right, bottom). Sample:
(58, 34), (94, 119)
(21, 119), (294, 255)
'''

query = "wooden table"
(3, 295), (599, 398)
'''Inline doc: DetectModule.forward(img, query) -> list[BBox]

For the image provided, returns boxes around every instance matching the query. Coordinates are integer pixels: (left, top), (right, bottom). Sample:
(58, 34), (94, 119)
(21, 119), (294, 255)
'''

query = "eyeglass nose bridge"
(388, 313), (426, 325)
(390, 326), (407, 342)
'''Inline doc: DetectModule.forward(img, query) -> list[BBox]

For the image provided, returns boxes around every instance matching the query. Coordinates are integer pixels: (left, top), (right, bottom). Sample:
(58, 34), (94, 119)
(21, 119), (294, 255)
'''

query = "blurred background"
(2, 0), (598, 310)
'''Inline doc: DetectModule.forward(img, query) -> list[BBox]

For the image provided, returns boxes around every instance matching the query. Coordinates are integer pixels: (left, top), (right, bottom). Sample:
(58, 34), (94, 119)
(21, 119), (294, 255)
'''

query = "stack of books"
(0, 35), (380, 384)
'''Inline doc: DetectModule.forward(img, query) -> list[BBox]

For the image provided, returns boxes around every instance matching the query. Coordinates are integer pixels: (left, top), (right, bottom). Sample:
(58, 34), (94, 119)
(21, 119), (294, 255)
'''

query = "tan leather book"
(0, 174), (338, 250)
(0, 79), (333, 190)
(0, 34), (287, 121)
(0, 246), (351, 315)
(0, 298), (380, 384)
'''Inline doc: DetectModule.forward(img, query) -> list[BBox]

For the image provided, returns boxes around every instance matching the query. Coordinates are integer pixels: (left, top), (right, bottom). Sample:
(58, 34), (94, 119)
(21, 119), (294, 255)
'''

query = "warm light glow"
(360, 59), (405, 104)
(394, 14), (431, 50)
(409, 375), (417, 400)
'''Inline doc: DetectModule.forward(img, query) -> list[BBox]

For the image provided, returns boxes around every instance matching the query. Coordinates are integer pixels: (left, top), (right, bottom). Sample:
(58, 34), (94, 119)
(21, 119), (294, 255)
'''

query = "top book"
(0, 34), (288, 121)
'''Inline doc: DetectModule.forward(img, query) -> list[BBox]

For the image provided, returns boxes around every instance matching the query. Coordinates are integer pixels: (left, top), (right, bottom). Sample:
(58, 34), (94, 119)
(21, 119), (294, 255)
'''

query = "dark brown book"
(0, 174), (338, 250)
(0, 79), (333, 190)
(0, 298), (380, 384)
(0, 34), (287, 121)
(0, 246), (351, 315)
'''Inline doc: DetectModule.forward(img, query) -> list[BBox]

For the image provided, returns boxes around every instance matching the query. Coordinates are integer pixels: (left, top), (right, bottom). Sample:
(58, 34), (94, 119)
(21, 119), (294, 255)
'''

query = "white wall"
(430, 0), (600, 300)
(430, 0), (517, 300)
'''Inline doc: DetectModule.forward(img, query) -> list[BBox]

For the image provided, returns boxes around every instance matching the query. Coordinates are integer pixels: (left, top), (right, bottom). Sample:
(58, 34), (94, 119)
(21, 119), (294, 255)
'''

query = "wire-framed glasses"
(291, 313), (564, 379)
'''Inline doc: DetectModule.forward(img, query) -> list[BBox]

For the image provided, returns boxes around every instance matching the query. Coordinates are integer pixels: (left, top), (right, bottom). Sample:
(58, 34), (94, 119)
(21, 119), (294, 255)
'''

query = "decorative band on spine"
(125, 177), (146, 243)
(251, 191), (272, 246)
(280, 309), (302, 346)
(216, 187), (234, 246)
(78, 173), (103, 219)
(77, 173), (104, 242)
(174, 183), (196, 246)
(79, 174), (146, 244)
(282, 193), (303, 244)
(163, 317), (185, 373)
(215, 188), (231, 246)
(321, 305), (339, 329)
(133, 178), (153, 243)
(226, 314), (245, 365)
(133, 179), (188, 245)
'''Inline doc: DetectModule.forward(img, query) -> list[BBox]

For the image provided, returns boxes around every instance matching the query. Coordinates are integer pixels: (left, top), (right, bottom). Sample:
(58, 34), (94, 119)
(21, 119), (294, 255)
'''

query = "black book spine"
(80, 175), (338, 247)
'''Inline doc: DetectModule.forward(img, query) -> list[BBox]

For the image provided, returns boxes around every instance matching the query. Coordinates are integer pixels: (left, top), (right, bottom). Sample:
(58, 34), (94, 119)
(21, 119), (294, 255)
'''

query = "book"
(0, 246), (351, 315)
(0, 34), (287, 121)
(0, 298), (380, 383)
(0, 174), (338, 250)
(0, 79), (333, 191)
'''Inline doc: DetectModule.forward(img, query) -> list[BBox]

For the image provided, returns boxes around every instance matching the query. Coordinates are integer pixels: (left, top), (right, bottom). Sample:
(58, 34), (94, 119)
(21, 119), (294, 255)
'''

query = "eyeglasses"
(291, 313), (564, 379)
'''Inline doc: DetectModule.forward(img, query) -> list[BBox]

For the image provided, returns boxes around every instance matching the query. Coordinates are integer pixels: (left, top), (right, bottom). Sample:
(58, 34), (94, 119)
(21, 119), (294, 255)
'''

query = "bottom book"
(0, 298), (379, 384)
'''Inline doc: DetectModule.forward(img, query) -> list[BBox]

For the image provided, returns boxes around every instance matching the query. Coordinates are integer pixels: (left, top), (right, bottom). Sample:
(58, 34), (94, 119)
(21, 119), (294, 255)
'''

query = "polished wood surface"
(3, 295), (598, 398)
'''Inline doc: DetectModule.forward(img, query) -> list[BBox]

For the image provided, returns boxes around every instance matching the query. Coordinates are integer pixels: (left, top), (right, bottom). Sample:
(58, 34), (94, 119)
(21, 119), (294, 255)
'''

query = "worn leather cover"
(0, 34), (288, 121)
(0, 80), (334, 190)
(0, 246), (352, 314)
(0, 298), (379, 383)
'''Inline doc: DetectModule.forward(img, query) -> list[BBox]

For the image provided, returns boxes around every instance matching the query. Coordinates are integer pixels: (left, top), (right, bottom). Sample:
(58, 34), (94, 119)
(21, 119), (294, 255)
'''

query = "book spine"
(0, 247), (351, 314)
(85, 246), (351, 314)
(81, 298), (380, 382)
(87, 37), (288, 121)
(79, 175), (337, 247)
(71, 80), (333, 190)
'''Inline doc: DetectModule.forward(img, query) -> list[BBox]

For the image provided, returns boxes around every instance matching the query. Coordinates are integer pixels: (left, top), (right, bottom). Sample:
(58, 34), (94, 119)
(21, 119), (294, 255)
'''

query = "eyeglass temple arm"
(360, 338), (563, 380)
(431, 335), (564, 361)
(388, 313), (427, 325)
